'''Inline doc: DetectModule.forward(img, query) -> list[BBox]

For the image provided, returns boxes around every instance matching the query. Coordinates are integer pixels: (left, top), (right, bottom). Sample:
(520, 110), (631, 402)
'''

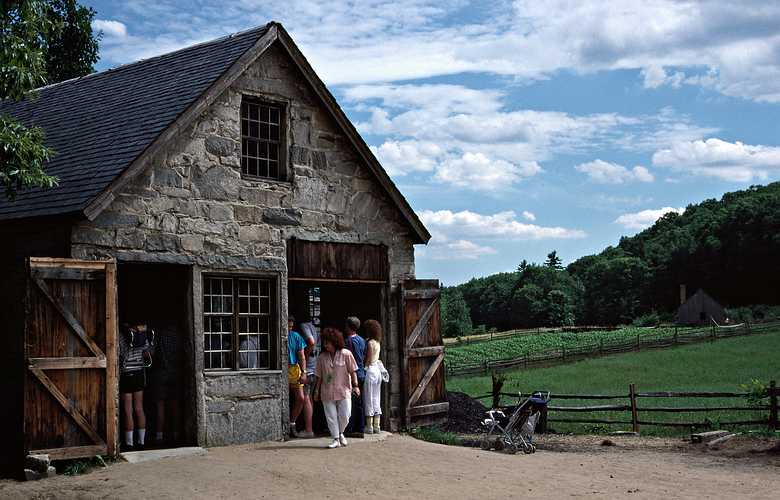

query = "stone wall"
(70, 41), (418, 444)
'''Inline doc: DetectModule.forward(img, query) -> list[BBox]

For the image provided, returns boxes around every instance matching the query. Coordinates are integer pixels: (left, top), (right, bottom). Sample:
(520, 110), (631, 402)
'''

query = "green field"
(448, 327), (780, 435)
(445, 326), (684, 369)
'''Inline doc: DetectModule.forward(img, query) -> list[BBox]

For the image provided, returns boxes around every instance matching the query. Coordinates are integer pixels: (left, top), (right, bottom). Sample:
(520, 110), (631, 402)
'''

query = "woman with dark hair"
(362, 319), (385, 434)
(119, 323), (153, 450)
(314, 327), (359, 449)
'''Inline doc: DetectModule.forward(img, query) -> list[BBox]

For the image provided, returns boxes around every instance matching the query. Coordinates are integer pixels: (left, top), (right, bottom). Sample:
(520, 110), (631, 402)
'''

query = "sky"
(84, 0), (780, 285)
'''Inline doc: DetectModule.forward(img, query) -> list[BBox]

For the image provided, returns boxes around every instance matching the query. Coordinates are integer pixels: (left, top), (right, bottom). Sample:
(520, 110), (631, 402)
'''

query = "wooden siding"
(286, 239), (388, 282)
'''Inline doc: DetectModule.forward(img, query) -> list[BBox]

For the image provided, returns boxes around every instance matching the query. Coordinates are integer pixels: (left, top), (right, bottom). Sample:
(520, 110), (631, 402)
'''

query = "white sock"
(138, 428), (146, 445)
(156, 432), (164, 441)
(125, 431), (134, 446)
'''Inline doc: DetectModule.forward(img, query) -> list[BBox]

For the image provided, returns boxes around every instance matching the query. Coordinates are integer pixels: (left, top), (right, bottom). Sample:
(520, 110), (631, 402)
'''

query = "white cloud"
(522, 211), (536, 221)
(369, 140), (443, 176)
(615, 207), (685, 230)
(575, 160), (655, 184)
(433, 153), (541, 191)
(92, 19), (128, 38)
(420, 210), (586, 240)
(92, 1), (780, 103)
(424, 239), (498, 260)
(652, 138), (780, 182)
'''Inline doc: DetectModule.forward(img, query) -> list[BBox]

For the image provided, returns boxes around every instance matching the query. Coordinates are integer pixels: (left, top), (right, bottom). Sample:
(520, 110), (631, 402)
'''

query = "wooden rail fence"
(447, 320), (780, 377)
(476, 381), (780, 433)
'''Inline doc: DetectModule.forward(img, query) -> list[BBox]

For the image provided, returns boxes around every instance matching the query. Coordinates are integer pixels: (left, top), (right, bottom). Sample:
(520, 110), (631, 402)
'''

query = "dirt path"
(2, 435), (779, 499)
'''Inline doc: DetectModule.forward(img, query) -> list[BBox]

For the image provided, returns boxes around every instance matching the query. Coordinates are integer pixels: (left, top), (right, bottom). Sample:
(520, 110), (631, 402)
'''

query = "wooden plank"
(407, 353), (444, 408)
(637, 391), (748, 398)
(638, 406), (768, 412)
(29, 367), (106, 446)
(403, 289), (439, 300)
(104, 261), (118, 457)
(31, 267), (105, 281)
(405, 297), (439, 350)
(408, 402), (450, 418)
(691, 430), (730, 443)
(629, 383), (639, 433)
(33, 277), (105, 359)
(30, 445), (107, 460)
(548, 418), (633, 425)
(288, 277), (387, 284)
(29, 258), (109, 269)
(408, 345), (444, 358)
(28, 357), (106, 369)
(549, 405), (630, 412)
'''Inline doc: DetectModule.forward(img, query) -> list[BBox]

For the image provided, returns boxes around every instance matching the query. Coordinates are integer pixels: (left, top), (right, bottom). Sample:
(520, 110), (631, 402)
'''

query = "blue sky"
(85, 1), (780, 285)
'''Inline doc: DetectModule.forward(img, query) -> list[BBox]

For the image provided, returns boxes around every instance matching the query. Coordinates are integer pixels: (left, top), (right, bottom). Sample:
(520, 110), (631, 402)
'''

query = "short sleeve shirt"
(300, 322), (319, 375)
(288, 330), (306, 366)
(315, 349), (357, 402)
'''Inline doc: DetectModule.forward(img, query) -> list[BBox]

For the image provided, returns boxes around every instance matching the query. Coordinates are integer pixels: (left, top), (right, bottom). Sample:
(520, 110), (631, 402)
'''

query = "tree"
(43, 0), (100, 82)
(517, 259), (529, 273)
(1, 0), (57, 198)
(1, 0), (99, 199)
(544, 250), (563, 270)
(440, 288), (472, 338)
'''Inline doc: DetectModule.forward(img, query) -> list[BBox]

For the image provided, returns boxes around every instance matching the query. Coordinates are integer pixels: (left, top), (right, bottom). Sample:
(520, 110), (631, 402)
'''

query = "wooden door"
(25, 258), (118, 459)
(401, 279), (449, 427)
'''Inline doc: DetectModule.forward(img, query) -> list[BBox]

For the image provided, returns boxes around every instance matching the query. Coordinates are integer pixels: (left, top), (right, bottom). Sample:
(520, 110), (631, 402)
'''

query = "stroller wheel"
(524, 444), (536, 454)
(480, 438), (492, 451)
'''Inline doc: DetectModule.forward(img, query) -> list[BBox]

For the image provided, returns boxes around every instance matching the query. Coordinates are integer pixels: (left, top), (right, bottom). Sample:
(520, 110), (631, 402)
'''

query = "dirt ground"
(2, 434), (779, 499)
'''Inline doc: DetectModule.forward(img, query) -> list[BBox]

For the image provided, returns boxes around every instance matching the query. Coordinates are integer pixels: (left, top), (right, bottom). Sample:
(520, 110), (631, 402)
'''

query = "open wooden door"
(401, 279), (449, 427)
(25, 258), (118, 459)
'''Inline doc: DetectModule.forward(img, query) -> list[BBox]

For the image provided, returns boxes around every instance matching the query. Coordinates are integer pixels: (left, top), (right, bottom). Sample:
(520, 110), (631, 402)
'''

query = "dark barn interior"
(117, 263), (194, 448)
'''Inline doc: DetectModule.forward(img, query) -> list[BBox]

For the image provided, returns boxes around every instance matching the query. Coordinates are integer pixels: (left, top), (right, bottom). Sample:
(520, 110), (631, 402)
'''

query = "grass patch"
(409, 426), (462, 446)
(448, 327), (780, 436)
(54, 455), (113, 476)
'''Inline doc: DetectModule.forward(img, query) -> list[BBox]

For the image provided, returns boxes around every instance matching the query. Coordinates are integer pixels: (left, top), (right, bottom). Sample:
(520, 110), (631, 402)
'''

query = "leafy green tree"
(1, 0), (57, 198)
(544, 250), (563, 270)
(517, 259), (529, 273)
(441, 288), (472, 338)
(1, 0), (100, 199)
(43, 0), (100, 82)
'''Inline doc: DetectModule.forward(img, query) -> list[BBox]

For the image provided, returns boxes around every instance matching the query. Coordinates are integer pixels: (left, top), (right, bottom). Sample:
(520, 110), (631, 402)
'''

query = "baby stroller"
(480, 391), (550, 454)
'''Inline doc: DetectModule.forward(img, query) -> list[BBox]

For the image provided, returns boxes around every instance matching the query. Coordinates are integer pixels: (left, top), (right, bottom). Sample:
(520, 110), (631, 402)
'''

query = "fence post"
(636, 334), (640, 351)
(599, 338), (603, 354)
(561, 346), (566, 360)
(673, 327), (678, 344)
(629, 383), (640, 434)
(483, 360), (489, 375)
(770, 380), (778, 431)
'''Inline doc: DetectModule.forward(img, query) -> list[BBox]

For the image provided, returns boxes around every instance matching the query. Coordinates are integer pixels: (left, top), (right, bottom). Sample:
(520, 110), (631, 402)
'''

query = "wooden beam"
(31, 267), (104, 281)
(30, 445), (107, 460)
(407, 353), (444, 408)
(287, 277), (387, 285)
(405, 297), (439, 350)
(403, 289), (439, 300)
(29, 367), (107, 447)
(104, 261), (119, 457)
(33, 278), (105, 359)
(408, 402), (449, 418)
(408, 345), (444, 358)
(28, 357), (106, 369)
(29, 258), (110, 269)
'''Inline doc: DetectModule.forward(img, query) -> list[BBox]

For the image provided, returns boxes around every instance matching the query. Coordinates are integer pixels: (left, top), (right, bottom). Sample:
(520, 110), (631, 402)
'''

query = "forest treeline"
(441, 182), (780, 336)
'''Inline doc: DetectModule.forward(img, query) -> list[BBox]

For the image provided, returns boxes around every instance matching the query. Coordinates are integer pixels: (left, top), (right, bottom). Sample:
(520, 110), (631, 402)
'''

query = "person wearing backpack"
(119, 323), (153, 450)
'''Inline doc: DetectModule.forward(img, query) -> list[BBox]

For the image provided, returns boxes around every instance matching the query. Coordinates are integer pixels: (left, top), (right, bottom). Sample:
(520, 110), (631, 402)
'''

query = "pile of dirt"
(442, 391), (488, 434)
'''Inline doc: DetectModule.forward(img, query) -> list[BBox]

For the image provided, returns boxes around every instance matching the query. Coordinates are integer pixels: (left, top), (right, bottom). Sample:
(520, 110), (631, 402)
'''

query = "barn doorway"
(117, 262), (194, 450)
(288, 280), (384, 434)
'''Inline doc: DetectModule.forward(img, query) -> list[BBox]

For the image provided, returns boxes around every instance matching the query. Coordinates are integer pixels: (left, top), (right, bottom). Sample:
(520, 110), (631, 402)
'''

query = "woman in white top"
(362, 319), (384, 433)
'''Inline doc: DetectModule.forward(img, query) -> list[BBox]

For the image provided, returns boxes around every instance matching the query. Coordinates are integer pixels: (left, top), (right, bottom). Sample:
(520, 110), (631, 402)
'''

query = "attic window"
(241, 98), (282, 179)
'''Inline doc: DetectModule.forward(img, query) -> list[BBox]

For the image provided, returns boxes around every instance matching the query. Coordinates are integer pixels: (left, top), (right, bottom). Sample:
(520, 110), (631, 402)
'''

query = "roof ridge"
(33, 22), (275, 93)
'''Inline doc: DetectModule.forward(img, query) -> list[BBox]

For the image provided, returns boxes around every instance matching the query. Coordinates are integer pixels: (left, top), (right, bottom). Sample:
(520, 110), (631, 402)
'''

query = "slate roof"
(0, 24), (271, 220)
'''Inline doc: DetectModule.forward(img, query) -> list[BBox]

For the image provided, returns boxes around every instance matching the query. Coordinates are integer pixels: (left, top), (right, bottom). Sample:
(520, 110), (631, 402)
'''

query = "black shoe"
(121, 443), (134, 452)
(136, 443), (146, 451)
(344, 432), (365, 439)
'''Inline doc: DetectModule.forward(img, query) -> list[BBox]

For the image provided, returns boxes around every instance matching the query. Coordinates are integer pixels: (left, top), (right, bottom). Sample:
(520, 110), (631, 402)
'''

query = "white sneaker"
(373, 426), (381, 434)
(339, 434), (348, 446)
(365, 427), (374, 435)
(327, 439), (341, 449)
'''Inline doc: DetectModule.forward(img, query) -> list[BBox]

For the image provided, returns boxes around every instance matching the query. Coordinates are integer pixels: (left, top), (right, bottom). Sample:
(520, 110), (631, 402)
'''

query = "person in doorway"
(299, 317), (319, 438)
(287, 316), (307, 438)
(119, 323), (153, 451)
(314, 327), (359, 449)
(363, 319), (385, 434)
(148, 325), (181, 446)
(343, 316), (366, 437)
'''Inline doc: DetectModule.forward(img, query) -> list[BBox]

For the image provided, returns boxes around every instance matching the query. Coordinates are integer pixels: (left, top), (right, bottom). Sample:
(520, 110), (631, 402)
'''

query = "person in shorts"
(287, 316), (307, 438)
(119, 323), (153, 450)
(148, 325), (181, 445)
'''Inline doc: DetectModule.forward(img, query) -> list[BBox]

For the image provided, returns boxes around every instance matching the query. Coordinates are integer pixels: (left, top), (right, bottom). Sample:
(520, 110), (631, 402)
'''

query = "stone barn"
(0, 22), (448, 476)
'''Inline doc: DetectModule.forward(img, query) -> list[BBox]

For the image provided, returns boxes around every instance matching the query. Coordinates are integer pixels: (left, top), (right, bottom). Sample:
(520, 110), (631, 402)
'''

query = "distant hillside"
(445, 182), (780, 332)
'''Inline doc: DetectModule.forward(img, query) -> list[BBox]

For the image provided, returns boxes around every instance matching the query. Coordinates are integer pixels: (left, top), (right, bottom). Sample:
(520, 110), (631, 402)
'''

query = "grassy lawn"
(448, 327), (780, 436)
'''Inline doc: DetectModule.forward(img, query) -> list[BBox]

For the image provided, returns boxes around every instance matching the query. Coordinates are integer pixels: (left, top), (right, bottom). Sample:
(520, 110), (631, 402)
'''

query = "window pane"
(249, 103), (258, 121)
